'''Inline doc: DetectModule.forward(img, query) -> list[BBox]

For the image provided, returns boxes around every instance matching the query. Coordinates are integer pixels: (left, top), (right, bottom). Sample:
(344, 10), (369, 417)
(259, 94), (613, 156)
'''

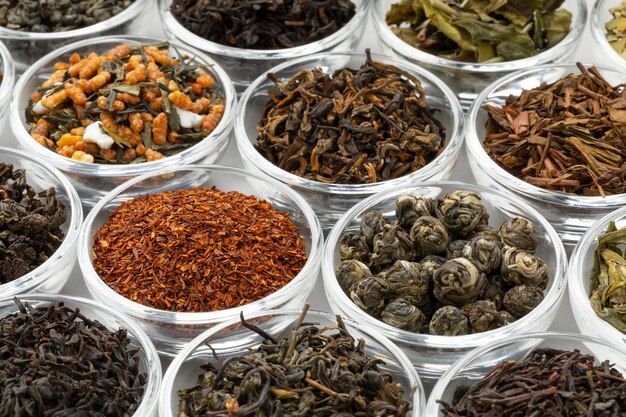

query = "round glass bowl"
(322, 181), (568, 382)
(0, 294), (162, 417)
(0, 147), (82, 300)
(0, 0), (148, 74)
(591, 0), (626, 69)
(466, 63), (626, 246)
(158, 0), (369, 91)
(425, 332), (626, 416)
(236, 51), (464, 231)
(372, 0), (587, 109)
(0, 40), (14, 120)
(568, 206), (626, 349)
(78, 164), (323, 356)
(159, 309), (425, 417)
(10, 35), (236, 208)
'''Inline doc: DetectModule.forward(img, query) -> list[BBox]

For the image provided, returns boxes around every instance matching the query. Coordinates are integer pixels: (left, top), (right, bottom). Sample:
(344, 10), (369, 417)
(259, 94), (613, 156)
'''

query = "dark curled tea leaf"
(170, 0), (356, 50)
(483, 64), (626, 196)
(0, 163), (65, 284)
(256, 50), (446, 184)
(440, 348), (626, 417)
(0, 299), (146, 417)
(177, 310), (412, 417)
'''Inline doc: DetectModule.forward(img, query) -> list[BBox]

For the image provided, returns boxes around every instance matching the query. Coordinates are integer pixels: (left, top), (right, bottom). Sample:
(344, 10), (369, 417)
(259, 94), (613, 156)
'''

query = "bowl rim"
(78, 163), (324, 324)
(466, 62), (626, 208)
(321, 180), (568, 349)
(0, 0), (148, 40)
(158, 308), (425, 417)
(0, 40), (15, 107)
(425, 330), (626, 415)
(0, 146), (83, 299)
(235, 50), (465, 195)
(0, 293), (162, 417)
(371, 0), (588, 72)
(568, 204), (626, 344)
(9, 34), (237, 177)
(158, 0), (370, 60)
(590, 0), (626, 69)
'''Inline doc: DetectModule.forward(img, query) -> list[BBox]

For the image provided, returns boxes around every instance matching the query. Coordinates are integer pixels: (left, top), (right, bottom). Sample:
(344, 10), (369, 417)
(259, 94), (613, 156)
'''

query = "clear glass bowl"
(425, 332), (626, 416)
(235, 51), (464, 231)
(159, 309), (425, 417)
(466, 63), (626, 246)
(568, 206), (626, 349)
(0, 147), (82, 300)
(322, 181), (568, 382)
(158, 0), (369, 91)
(372, 0), (587, 109)
(78, 164), (323, 357)
(0, 40), (15, 121)
(0, 294), (162, 417)
(0, 0), (149, 74)
(591, 0), (626, 69)
(10, 35), (237, 208)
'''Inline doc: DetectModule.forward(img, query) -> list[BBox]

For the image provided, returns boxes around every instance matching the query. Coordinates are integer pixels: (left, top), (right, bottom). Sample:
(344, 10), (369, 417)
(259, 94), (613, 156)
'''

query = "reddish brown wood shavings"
(92, 187), (308, 312)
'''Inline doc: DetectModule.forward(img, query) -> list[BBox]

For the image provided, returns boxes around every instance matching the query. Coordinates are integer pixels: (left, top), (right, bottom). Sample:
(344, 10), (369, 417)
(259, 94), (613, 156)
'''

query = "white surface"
(0, 0), (601, 374)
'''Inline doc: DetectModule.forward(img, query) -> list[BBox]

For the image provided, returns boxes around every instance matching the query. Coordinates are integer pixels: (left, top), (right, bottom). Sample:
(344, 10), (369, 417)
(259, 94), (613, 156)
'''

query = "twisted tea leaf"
(446, 239), (468, 260)
(429, 305), (470, 336)
(436, 190), (488, 236)
(339, 232), (370, 264)
(419, 254), (447, 285)
(350, 277), (388, 316)
(360, 210), (388, 249)
(378, 260), (428, 304)
(395, 194), (436, 229)
(335, 259), (373, 291)
(370, 224), (416, 268)
(499, 216), (537, 252)
(503, 284), (544, 317)
(462, 236), (502, 273)
(433, 258), (487, 306)
(382, 298), (425, 331)
(410, 215), (450, 256)
(500, 247), (548, 289)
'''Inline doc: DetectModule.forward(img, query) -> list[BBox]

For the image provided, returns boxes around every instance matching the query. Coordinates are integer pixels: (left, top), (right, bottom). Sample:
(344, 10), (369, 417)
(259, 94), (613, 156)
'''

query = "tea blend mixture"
(0, 163), (65, 284)
(386, 0), (572, 63)
(483, 64), (626, 196)
(178, 309), (412, 417)
(0, 299), (146, 417)
(0, 0), (135, 32)
(170, 0), (356, 50)
(256, 50), (446, 184)
(27, 42), (225, 164)
(606, 1), (626, 60)
(336, 190), (549, 335)
(440, 348), (626, 416)
(92, 187), (308, 312)
(589, 220), (626, 334)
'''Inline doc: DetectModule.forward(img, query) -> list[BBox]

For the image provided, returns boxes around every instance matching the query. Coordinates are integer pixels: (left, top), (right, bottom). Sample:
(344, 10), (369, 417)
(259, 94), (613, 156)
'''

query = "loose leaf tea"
(27, 42), (225, 164)
(171, 0), (356, 50)
(256, 50), (446, 184)
(0, 0), (135, 32)
(0, 163), (65, 283)
(590, 220), (626, 334)
(440, 348), (626, 416)
(93, 187), (307, 312)
(336, 190), (549, 335)
(178, 309), (412, 416)
(483, 64), (626, 196)
(386, 0), (571, 63)
(0, 299), (146, 417)
(606, 1), (626, 60)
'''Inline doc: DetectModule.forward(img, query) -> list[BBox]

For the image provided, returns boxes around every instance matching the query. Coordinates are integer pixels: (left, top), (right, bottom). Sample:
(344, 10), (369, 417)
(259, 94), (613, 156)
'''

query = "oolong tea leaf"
(606, 1), (626, 60)
(386, 0), (571, 63)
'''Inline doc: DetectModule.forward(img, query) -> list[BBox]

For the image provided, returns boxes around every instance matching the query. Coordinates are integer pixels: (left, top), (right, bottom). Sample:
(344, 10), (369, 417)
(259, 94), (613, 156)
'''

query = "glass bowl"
(0, 147), (82, 300)
(159, 309), (425, 417)
(591, 0), (626, 69)
(235, 51), (464, 231)
(158, 0), (369, 92)
(568, 206), (626, 349)
(466, 63), (626, 246)
(425, 332), (626, 416)
(0, 0), (149, 74)
(0, 294), (162, 417)
(372, 0), (587, 109)
(0, 40), (14, 121)
(322, 181), (568, 382)
(78, 164), (323, 357)
(10, 35), (236, 208)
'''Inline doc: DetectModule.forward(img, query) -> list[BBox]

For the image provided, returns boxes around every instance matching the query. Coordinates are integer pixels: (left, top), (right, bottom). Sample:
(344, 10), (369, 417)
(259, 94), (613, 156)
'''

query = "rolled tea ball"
(370, 224), (415, 268)
(501, 248), (548, 289)
(381, 298), (425, 331)
(499, 217), (537, 252)
(419, 255), (446, 284)
(462, 236), (502, 273)
(410, 216), (450, 256)
(503, 284), (544, 318)
(395, 195), (436, 229)
(339, 233), (370, 264)
(378, 260), (428, 304)
(479, 275), (507, 309)
(446, 239), (468, 259)
(429, 305), (470, 336)
(360, 210), (387, 248)
(433, 258), (487, 306)
(436, 190), (488, 236)
(335, 259), (372, 291)
(350, 277), (388, 316)
(461, 300), (498, 333)
(469, 224), (501, 242)
(490, 310), (515, 330)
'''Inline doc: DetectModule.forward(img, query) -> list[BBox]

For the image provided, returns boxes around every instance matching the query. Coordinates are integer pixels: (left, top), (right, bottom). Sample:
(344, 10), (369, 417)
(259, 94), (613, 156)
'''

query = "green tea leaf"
(543, 9), (572, 47)
(453, 18), (535, 60)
